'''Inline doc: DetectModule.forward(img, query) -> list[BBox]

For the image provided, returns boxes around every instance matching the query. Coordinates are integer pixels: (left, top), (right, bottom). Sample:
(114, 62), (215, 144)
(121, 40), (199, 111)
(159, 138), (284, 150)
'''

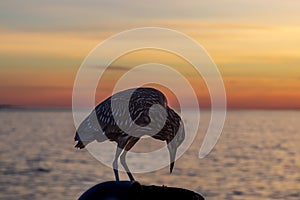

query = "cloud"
(89, 65), (133, 71)
(1, 0), (300, 33)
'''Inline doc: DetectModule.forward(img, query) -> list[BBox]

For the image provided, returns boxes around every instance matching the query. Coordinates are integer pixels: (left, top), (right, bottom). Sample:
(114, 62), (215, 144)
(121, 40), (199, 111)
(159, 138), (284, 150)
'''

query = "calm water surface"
(0, 110), (299, 200)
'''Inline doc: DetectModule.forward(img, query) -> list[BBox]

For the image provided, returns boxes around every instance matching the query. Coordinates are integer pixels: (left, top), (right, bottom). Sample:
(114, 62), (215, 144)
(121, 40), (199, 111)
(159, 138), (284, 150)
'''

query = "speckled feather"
(75, 88), (184, 144)
(94, 88), (172, 141)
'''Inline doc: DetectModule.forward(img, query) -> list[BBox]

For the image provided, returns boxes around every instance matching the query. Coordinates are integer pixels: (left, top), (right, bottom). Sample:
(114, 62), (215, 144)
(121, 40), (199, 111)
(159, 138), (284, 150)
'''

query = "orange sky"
(0, 1), (300, 109)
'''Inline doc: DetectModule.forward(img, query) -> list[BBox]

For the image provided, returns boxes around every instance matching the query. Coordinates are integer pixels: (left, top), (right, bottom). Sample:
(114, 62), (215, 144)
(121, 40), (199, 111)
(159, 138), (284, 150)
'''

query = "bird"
(74, 87), (185, 181)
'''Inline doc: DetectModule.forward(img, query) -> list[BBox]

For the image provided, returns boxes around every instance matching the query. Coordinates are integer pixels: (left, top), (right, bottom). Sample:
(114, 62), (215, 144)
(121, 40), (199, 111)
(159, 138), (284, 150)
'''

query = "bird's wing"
(94, 88), (169, 138)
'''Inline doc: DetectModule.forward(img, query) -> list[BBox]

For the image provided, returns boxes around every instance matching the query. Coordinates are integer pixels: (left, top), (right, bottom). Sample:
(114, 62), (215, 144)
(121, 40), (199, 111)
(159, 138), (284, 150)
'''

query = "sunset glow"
(1, 1), (299, 109)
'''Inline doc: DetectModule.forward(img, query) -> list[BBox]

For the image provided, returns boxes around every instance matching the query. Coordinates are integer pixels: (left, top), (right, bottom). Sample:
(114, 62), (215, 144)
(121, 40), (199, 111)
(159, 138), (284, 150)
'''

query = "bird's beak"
(168, 144), (177, 173)
(170, 161), (175, 174)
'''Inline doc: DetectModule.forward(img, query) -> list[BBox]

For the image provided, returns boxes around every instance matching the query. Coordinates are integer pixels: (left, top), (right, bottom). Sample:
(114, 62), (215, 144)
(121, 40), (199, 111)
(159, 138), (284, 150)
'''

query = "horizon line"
(1, 104), (299, 111)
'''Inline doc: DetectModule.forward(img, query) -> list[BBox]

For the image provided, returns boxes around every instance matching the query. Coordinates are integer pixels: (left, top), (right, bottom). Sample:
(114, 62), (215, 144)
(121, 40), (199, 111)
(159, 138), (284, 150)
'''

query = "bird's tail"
(74, 131), (85, 149)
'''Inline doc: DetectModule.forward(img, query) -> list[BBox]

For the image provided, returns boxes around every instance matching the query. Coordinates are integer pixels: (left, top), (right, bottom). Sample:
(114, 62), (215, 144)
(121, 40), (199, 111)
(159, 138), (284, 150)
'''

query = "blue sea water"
(0, 110), (299, 200)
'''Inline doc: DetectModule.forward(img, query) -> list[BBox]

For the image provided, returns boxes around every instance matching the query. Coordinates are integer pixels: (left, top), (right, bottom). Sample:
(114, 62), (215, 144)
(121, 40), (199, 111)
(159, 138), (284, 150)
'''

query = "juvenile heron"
(74, 87), (185, 181)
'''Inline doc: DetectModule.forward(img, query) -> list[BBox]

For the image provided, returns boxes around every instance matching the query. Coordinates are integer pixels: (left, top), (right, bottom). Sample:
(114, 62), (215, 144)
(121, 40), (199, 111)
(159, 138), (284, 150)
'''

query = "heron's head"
(74, 110), (101, 149)
(167, 120), (185, 174)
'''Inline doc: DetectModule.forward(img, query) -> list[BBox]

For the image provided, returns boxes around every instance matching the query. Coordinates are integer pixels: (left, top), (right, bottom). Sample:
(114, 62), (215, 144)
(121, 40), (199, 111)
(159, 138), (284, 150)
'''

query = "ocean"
(0, 110), (299, 200)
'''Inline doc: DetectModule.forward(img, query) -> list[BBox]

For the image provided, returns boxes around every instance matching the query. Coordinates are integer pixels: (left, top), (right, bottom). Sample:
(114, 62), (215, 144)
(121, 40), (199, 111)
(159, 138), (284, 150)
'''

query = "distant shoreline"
(0, 105), (299, 112)
(0, 105), (71, 112)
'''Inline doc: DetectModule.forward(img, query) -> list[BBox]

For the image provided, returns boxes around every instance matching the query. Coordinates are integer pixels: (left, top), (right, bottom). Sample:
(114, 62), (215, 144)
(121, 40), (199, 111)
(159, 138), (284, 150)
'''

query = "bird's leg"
(120, 138), (139, 181)
(120, 150), (134, 181)
(113, 147), (123, 181)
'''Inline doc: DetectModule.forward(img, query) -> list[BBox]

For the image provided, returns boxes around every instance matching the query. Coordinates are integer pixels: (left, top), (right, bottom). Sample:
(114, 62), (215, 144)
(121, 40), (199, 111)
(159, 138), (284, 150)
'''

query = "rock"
(78, 181), (204, 200)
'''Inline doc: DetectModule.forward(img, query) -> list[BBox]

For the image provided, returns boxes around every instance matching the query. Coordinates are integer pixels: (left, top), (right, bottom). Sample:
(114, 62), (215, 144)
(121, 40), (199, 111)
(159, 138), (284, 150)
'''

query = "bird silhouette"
(74, 87), (185, 181)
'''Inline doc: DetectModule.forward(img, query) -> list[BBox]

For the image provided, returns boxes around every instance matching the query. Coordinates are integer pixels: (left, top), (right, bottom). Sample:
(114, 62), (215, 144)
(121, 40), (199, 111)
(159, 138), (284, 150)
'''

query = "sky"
(0, 0), (300, 109)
